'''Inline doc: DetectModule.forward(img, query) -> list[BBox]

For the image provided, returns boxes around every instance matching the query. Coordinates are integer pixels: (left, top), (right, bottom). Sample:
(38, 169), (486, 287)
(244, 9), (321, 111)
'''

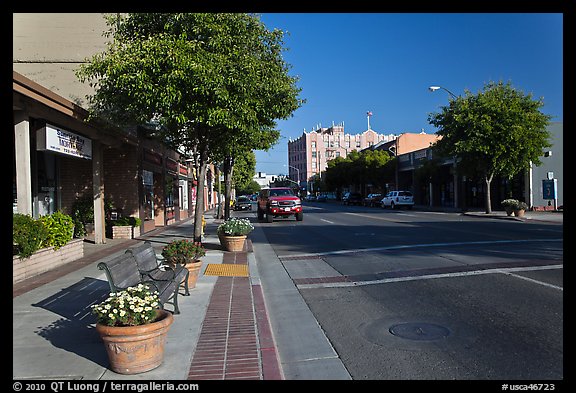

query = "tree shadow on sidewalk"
(32, 277), (111, 367)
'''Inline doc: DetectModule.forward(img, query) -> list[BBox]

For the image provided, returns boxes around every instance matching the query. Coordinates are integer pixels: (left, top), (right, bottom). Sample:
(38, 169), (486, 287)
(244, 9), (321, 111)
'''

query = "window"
(142, 170), (154, 221)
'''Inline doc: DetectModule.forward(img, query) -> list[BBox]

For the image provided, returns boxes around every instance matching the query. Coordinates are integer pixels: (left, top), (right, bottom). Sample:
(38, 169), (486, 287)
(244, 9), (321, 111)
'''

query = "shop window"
(143, 170), (154, 221)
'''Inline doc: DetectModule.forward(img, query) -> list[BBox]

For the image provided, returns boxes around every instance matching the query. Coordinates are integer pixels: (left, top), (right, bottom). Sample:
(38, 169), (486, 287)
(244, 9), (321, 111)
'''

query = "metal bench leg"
(182, 270), (190, 296)
(172, 288), (180, 315)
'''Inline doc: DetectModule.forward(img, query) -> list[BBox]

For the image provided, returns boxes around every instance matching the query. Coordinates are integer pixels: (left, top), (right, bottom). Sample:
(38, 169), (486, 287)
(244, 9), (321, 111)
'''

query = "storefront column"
(14, 111), (33, 216)
(92, 140), (106, 244)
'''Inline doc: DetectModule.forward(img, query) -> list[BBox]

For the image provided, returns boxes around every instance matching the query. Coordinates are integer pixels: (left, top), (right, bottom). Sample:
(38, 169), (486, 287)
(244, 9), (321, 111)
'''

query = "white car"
(381, 191), (414, 209)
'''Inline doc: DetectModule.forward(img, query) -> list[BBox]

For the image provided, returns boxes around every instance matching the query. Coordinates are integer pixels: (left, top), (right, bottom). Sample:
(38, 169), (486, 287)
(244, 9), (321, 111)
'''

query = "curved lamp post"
(284, 164), (300, 187)
(427, 85), (460, 209)
(428, 85), (458, 99)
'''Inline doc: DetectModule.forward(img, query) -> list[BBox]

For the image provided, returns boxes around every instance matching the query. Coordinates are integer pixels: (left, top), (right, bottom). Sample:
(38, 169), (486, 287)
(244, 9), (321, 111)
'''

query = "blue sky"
(254, 13), (563, 175)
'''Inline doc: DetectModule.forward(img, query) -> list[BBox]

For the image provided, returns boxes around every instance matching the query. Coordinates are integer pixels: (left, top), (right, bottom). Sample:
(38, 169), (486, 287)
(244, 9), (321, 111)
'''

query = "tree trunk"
(484, 173), (494, 214)
(193, 155), (208, 243)
(215, 164), (223, 219)
(223, 155), (234, 220)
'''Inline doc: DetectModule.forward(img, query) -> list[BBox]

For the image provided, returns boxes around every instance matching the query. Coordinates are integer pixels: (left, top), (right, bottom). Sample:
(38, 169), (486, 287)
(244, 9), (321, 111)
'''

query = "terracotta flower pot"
(513, 209), (525, 218)
(218, 234), (247, 252)
(186, 260), (203, 289)
(95, 309), (174, 374)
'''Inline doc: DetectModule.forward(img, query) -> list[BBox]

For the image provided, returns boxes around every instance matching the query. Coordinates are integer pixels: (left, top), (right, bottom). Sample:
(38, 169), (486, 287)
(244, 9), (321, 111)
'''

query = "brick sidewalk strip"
(188, 250), (279, 380)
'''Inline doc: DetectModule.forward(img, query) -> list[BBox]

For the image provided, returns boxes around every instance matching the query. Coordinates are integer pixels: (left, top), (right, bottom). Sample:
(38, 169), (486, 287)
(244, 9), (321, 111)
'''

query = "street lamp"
(428, 85), (458, 99)
(285, 164), (300, 185)
(428, 84), (460, 209)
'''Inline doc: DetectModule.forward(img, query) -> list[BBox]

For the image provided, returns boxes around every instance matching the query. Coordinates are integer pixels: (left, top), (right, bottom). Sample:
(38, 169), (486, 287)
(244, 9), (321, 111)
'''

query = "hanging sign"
(37, 124), (92, 159)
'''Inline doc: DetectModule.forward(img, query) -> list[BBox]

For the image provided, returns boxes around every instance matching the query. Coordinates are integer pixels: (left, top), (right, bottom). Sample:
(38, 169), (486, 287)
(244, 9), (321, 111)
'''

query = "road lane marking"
(498, 270), (563, 291)
(278, 238), (563, 259)
(343, 212), (413, 224)
(320, 218), (335, 224)
(296, 264), (563, 290)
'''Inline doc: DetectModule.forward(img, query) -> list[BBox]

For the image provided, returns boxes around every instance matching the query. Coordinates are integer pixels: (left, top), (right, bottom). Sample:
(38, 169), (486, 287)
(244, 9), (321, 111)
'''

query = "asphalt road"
(249, 201), (563, 380)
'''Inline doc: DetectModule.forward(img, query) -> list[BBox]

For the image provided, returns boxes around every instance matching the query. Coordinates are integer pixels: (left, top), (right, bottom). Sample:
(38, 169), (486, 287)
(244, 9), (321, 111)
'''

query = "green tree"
(359, 149), (393, 192)
(324, 156), (351, 197)
(233, 151), (257, 193)
(76, 13), (302, 241)
(428, 80), (552, 213)
(324, 149), (393, 196)
(236, 180), (261, 196)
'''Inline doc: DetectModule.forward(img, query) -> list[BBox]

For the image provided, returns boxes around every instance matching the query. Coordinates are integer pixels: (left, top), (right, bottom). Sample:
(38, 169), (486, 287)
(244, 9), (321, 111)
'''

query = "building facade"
(13, 13), (215, 243)
(253, 172), (278, 189)
(395, 122), (563, 211)
(288, 123), (396, 191)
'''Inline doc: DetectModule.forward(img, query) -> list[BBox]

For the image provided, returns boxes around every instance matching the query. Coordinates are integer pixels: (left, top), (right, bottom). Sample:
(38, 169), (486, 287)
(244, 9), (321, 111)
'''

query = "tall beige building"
(13, 13), (113, 107)
(288, 123), (396, 190)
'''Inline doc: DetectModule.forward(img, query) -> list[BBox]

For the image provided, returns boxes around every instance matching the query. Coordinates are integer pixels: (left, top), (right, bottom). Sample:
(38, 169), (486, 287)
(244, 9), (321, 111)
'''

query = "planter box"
(13, 238), (84, 284)
(111, 225), (140, 239)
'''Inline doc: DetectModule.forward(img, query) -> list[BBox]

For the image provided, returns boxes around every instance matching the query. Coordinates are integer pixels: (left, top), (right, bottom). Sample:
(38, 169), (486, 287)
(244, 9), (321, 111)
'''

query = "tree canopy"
(428, 80), (552, 213)
(323, 149), (394, 196)
(76, 13), (303, 240)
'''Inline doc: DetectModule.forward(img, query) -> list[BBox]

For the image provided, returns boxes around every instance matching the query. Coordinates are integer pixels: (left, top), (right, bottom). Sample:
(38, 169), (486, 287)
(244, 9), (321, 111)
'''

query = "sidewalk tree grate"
(204, 263), (249, 277)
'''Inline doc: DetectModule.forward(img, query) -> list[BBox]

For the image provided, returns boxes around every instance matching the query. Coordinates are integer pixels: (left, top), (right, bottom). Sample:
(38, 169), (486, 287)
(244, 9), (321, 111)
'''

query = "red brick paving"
(187, 249), (282, 380)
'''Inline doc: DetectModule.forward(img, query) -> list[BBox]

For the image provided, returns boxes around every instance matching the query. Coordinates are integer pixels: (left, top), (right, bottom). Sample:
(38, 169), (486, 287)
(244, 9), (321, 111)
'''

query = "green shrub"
(161, 239), (205, 266)
(71, 195), (94, 237)
(13, 213), (49, 258)
(39, 211), (74, 250)
(112, 216), (142, 227)
(71, 195), (115, 237)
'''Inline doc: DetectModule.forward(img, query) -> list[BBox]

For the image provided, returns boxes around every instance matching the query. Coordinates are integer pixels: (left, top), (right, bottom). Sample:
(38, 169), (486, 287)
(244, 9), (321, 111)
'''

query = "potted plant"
(217, 217), (254, 252)
(514, 201), (529, 218)
(91, 284), (174, 374)
(501, 199), (518, 216)
(161, 239), (206, 288)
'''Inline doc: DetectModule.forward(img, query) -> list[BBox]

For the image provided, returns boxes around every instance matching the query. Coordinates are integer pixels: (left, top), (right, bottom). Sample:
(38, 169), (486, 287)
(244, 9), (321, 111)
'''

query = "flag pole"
(367, 111), (372, 130)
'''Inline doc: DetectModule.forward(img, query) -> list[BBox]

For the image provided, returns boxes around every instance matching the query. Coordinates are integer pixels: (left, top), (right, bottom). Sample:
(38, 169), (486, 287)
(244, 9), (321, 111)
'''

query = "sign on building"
(37, 124), (92, 159)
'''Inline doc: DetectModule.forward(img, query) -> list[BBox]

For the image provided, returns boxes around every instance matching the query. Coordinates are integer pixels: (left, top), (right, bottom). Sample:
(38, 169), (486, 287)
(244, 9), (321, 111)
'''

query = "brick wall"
(104, 145), (140, 217)
(59, 156), (92, 215)
(58, 144), (140, 219)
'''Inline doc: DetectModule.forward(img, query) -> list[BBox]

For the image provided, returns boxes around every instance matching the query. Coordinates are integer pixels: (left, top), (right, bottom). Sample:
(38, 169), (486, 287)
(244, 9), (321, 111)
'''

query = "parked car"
(342, 192), (363, 206)
(316, 194), (327, 202)
(305, 195), (317, 202)
(363, 193), (382, 207)
(233, 196), (252, 211)
(257, 187), (303, 222)
(380, 191), (414, 209)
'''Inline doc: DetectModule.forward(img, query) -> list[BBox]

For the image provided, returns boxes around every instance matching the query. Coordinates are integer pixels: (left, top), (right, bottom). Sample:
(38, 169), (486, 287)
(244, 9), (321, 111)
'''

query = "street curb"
(250, 223), (352, 380)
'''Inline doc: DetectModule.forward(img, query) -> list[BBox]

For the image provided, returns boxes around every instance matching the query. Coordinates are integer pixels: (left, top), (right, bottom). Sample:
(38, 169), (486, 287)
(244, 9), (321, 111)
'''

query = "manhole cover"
(389, 322), (450, 341)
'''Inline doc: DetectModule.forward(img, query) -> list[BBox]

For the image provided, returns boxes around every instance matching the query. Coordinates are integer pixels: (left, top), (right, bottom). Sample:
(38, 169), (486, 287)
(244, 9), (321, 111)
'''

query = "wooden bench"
(125, 241), (190, 297)
(97, 246), (187, 314)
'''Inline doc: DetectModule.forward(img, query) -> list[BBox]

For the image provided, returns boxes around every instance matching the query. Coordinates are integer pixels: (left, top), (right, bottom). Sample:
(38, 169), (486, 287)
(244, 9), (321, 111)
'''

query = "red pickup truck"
(257, 187), (303, 223)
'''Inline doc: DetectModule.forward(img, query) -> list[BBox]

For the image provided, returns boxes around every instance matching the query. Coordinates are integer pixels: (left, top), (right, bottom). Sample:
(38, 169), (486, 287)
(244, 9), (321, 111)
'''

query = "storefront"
(178, 163), (190, 219)
(141, 148), (164, 232)
(165, 157), (179, 225)
(13, 121), (94, 218)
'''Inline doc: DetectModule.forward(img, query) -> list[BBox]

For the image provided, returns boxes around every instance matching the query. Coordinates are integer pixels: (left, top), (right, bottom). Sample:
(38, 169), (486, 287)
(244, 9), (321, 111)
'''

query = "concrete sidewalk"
(13, 211), (351, 381)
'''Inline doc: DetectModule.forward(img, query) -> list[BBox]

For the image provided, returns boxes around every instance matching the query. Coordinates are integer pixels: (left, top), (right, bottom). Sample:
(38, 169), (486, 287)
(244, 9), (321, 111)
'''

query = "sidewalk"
(461, 209), (564, 224)
(412, 204), (564, 224)
(13, 211), (351, 381)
